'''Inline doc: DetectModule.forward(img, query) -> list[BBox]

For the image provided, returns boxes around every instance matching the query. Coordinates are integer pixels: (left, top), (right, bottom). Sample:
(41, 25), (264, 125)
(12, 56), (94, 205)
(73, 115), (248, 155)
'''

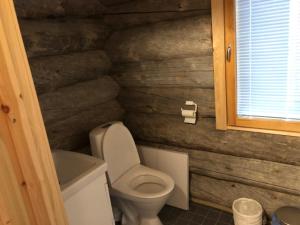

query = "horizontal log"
(119, 87), (215, 116)
(14, 0), (105, 18)
(191, 174), (300, 215)
(101, 0), (130, 6)
(39, 76), (120, 124)
(188, 149), (300, 194)
(125, 113), (300, 165)
(104, 11), (210, 29)
(20, 19), (109, 58)
(14, 0), (65, 18)
(138, 142), (300, 196)
(112, 56), (213, 88)
(106, 0), (211, 14)
(30, 50), (111, 94)
(46, 100), (124, 150)
(63, 0), (105, 17)
(106, 15), (212, 62)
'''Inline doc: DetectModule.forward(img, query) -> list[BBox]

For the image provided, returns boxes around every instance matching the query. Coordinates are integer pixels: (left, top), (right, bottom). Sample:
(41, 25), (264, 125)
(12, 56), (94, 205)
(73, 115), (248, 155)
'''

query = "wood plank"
(191, 174), (300, 215)
(125, 113), (300, 165)
(106, 15), (212, 62)
(106, 0), (211, 13)
(14, 0), (105, 18)
(0, 139), (31, 225)
(47, 100), (124, 150)
(211, 0), (227, 130)
(228, 125), (300, 138)
(119, 87), (215, 116)
(30, 50), (111, 94)
(20, 19), (109, 58)
(0, 1), (68, 224)
(112, 56), (213, 88)
(39, 76), (120, 124)
(224, 0), (237, 126)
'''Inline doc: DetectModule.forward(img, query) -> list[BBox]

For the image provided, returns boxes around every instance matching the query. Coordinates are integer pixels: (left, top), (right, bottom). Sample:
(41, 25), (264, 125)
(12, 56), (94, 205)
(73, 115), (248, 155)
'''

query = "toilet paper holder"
(181, 101), (197, 124)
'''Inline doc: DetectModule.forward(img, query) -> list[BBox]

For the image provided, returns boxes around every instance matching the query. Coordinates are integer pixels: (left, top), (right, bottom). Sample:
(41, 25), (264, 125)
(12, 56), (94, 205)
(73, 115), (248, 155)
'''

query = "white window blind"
(236, 0), (300, 120)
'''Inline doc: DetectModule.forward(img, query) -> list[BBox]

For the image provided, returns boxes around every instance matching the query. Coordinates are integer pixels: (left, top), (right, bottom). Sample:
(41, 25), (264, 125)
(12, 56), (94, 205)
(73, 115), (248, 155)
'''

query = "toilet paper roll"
(181, 109), (195, 117)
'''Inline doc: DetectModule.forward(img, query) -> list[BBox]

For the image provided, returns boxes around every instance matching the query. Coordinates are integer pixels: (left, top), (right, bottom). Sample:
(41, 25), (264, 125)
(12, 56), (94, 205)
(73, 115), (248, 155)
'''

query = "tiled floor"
(158, 202), (234, 225)
(115, 202), (234, 225)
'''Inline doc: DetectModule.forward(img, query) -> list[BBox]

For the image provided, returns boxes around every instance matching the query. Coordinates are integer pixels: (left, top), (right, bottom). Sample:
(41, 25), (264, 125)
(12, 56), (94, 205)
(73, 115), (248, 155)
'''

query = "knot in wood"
(1, 104), (10, 114)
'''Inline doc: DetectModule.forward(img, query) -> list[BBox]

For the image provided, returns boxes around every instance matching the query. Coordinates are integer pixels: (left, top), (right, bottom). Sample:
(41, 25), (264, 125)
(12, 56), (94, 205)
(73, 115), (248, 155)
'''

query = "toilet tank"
(89, 121), (123, 159)
(89, 125), (106, 159)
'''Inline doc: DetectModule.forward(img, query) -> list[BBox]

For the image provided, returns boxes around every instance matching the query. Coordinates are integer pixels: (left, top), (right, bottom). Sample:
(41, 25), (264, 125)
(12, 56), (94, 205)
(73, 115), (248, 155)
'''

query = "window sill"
(227, 125), (300, 137)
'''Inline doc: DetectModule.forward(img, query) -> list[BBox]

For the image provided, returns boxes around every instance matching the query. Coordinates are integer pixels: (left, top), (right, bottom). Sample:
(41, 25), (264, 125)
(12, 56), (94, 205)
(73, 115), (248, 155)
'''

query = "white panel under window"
(236, 0), (300, 120)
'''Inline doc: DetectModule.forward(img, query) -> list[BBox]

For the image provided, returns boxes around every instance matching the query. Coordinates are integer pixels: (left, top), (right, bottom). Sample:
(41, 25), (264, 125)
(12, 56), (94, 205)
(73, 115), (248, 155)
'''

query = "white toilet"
(89, 122), (175, 225)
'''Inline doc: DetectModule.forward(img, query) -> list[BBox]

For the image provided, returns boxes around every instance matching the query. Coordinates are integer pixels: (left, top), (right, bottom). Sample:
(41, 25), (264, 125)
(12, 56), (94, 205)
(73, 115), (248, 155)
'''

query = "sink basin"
(52, 150), (107, 199)
(52, 150), (114, 225)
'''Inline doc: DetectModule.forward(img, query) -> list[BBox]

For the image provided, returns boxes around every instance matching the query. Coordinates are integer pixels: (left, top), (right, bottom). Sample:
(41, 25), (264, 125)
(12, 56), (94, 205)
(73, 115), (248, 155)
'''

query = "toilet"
(89, 122), (175, 225)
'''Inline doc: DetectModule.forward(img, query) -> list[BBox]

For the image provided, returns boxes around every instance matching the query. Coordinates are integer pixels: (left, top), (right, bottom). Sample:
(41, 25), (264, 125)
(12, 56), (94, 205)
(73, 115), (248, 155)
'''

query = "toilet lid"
(102, 123), (140, 184)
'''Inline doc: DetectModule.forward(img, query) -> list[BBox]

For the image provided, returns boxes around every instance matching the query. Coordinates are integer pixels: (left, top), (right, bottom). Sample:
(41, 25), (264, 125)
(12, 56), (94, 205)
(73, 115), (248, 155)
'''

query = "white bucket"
(233, 198), (263, 225)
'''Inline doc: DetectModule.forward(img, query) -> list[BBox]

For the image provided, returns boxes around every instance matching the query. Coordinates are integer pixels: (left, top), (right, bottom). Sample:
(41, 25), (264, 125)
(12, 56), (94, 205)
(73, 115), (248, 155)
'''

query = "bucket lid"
(275, 206), (300, 225)
(232, 198), (263, 217)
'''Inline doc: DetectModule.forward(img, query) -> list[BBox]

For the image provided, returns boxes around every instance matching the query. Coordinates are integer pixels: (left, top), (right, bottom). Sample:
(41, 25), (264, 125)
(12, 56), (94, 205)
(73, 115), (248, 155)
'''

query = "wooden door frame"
(0, 1), (68, 225)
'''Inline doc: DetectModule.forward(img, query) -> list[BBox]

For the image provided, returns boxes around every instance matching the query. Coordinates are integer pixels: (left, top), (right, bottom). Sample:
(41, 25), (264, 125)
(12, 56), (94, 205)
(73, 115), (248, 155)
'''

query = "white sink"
(52, 150), (114, 225)
(52, 150), (107, 197)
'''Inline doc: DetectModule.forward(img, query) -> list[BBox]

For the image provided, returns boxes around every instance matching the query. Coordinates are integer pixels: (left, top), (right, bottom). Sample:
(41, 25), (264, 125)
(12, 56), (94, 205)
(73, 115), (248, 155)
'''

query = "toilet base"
(140, 216), (163, 225)
(112, 188), (171, 225)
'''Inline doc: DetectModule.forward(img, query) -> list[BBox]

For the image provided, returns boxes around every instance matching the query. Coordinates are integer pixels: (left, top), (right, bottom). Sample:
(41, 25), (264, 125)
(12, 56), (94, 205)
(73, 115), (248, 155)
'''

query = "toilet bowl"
(89, 122), (175, 225)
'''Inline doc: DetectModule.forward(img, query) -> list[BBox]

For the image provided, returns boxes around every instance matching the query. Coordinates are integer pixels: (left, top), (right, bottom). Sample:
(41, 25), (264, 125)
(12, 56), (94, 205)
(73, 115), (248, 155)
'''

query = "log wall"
(14, 0), (124, 152)
(14, 0), (105, 18)
(104, 0), (300, 215)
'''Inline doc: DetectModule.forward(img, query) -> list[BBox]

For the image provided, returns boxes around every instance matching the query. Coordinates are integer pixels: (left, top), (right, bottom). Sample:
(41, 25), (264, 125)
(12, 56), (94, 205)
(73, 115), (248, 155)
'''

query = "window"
(212, 0), (300, 134)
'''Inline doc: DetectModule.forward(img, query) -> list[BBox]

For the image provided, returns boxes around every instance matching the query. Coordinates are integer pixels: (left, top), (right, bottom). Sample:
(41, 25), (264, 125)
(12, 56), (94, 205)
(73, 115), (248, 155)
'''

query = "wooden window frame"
(212, 0), (300, 136)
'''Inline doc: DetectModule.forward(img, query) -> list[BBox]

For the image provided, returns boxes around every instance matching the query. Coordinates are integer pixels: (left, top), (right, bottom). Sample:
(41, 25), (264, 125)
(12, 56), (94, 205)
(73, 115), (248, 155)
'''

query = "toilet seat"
(111, 165), (174, 201)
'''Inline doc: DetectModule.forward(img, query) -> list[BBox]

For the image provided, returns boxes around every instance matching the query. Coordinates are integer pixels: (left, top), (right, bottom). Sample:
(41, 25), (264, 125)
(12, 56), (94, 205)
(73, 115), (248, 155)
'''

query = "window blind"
(236, 0), (300, 120)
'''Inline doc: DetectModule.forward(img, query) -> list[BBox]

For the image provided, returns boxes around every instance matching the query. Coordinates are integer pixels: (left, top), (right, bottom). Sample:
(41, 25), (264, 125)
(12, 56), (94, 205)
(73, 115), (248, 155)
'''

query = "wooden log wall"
(14, 0), (124, 152)
(104, 0), (300, 216)
(14, 0), (105, 18)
